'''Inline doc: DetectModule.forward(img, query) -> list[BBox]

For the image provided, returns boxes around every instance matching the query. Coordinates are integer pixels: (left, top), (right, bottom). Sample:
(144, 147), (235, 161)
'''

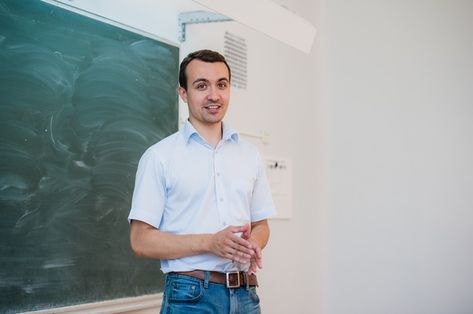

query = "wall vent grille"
(224, 31), (247, 89)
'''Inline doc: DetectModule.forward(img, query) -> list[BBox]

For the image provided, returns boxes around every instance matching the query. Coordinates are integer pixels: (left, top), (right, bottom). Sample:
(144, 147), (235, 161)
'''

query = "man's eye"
(196, 83), (207, 90)
(217, 82), (228, 89)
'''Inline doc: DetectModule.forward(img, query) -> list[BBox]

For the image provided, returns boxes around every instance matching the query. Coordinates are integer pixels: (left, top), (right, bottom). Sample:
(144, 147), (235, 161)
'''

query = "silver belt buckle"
(225, 271), (240, 288)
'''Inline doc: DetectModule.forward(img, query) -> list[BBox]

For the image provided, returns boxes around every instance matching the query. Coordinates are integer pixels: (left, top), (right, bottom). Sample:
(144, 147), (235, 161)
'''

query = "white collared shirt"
(128, 120), (275, 273)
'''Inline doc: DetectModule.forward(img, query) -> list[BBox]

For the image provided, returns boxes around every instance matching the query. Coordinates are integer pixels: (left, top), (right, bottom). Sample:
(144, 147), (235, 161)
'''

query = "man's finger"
(256, 257), (263, 269)
(232, 237), (254, 253)
(254, 246), (262, 259)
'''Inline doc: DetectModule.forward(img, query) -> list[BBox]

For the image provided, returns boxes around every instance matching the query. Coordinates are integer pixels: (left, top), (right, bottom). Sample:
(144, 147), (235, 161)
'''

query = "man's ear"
(177, 86), (187, 103)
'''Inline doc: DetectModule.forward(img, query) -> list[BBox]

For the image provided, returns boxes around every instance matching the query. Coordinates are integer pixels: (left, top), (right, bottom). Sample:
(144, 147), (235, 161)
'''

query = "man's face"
(178, 60), (230, 127)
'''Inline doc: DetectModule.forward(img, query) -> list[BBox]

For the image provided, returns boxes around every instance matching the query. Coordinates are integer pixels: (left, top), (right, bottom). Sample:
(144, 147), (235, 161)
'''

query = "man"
(128, 49), (275, 314)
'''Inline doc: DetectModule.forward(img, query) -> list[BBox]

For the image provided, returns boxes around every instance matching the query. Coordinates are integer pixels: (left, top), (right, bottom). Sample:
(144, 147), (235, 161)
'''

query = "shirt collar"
(181, 120), (239, 144)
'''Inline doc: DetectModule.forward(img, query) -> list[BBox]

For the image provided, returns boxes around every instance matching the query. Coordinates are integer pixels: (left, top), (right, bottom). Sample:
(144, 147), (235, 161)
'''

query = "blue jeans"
(160, 272), (261, 314)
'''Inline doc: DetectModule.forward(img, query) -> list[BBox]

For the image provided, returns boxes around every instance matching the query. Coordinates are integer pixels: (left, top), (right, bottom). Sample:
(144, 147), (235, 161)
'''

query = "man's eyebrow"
(192, 77), (229, 85)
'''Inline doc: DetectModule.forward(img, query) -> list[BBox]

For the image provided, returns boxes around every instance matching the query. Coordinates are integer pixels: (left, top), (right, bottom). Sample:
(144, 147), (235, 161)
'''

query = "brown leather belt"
(172, 270), (258, 288)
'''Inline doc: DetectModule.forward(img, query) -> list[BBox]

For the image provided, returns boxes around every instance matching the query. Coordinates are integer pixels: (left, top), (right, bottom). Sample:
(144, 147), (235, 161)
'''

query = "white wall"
(318, 0), (473, 313)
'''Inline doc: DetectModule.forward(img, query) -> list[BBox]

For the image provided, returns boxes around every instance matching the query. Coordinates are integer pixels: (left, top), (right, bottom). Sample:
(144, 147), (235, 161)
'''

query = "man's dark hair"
(179, 49), (231, 90)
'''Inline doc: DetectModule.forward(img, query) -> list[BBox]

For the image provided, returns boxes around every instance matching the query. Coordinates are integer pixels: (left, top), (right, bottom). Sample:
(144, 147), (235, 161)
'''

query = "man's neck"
(189, 119), (222, 147)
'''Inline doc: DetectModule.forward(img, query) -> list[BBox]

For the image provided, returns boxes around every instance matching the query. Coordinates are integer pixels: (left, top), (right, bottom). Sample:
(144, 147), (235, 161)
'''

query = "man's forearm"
(250, 219), (270, 250)
(130, 220), (212, 260)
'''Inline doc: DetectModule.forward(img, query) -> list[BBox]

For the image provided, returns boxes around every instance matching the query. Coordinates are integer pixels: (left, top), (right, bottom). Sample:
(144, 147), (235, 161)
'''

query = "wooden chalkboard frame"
(0, 1), (178, 312)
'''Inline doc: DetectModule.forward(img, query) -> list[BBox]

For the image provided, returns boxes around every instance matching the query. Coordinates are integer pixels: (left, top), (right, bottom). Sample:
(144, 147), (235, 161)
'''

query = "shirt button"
(216, 172), (220, 176)
(219, 197), (224, 202)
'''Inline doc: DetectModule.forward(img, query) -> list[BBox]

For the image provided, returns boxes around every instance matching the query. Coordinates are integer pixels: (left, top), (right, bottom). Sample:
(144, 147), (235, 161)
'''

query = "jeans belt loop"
(225, 271), (240, 288)
(203, 271), (210, 289)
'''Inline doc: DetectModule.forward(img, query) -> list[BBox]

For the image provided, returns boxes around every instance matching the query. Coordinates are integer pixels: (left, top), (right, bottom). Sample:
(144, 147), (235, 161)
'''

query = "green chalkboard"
(0, 0), (178, 312)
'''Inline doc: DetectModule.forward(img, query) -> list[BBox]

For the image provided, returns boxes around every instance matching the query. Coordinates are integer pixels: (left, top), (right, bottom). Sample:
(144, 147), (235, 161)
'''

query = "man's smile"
(204, 104), (222, 114)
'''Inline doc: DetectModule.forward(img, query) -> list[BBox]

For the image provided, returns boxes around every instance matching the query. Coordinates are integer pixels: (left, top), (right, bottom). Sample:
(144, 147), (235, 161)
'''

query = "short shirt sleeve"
(250, 151), (276, 221)
(128, 148), (166, 229)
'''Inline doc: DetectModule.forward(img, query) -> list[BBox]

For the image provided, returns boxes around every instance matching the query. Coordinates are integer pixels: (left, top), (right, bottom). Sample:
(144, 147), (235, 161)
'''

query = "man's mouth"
(204, 104), (221, 114)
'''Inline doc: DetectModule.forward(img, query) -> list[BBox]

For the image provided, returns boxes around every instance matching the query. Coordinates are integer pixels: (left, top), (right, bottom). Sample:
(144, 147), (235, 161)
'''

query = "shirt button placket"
(214, 149), (226, 227)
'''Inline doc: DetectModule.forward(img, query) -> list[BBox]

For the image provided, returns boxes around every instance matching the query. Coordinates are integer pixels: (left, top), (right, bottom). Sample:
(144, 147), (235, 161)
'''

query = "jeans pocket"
(168, 276), (204, 303)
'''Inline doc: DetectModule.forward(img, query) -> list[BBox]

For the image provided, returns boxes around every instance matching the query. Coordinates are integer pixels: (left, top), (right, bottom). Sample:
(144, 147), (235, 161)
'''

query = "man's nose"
(207, 87), (220, 101)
